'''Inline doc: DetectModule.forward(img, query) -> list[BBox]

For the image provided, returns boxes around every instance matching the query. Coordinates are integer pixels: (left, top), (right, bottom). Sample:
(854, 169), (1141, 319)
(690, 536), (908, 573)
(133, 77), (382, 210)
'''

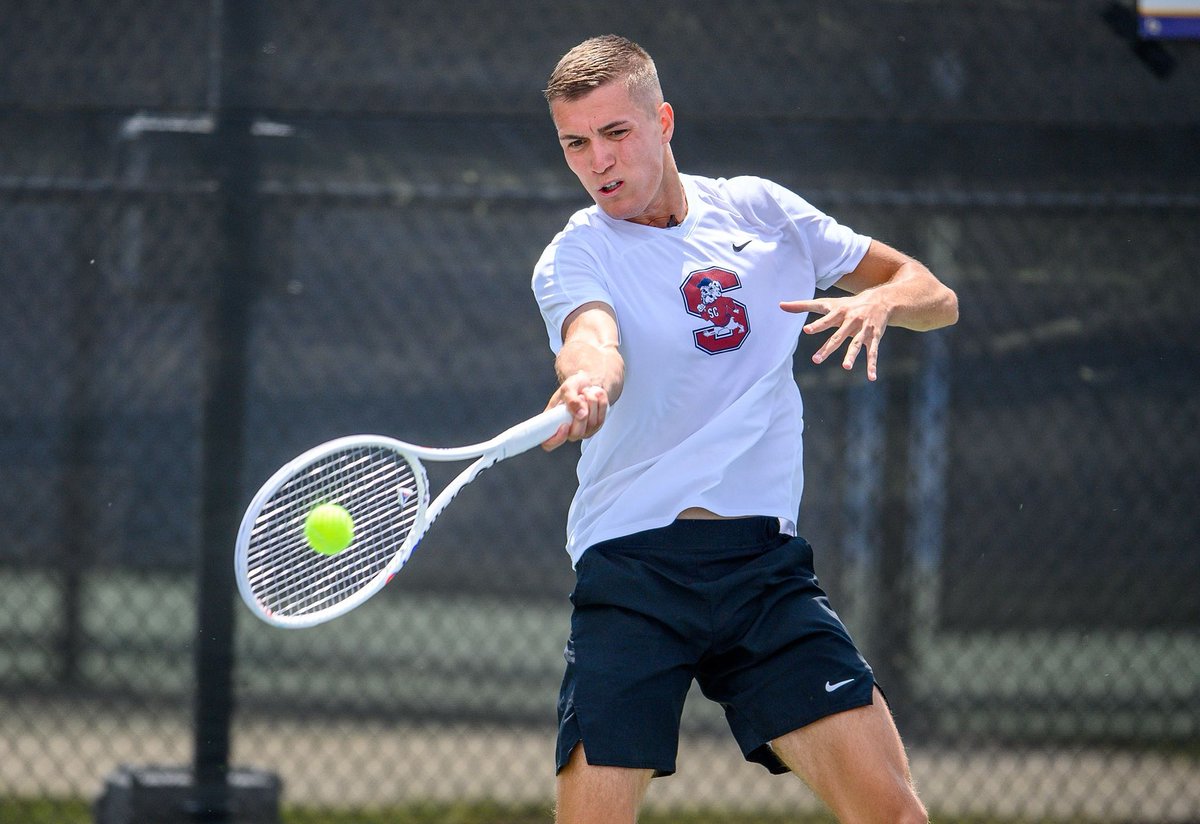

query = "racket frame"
(235, 405), (571, 628)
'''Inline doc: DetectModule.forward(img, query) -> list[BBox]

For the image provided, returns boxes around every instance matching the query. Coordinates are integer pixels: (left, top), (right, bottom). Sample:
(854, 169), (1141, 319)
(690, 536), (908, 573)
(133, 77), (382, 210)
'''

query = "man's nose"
(590, 144), (615, 175)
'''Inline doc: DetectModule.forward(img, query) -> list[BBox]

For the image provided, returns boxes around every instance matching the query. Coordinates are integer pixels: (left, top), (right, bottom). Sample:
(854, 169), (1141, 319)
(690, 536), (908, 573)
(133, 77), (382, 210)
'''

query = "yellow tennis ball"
(304, 503), (355, 555)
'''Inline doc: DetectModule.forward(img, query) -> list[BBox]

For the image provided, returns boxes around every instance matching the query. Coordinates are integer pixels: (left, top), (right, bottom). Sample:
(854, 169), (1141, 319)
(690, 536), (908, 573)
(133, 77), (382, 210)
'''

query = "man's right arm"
(541, 301), (624, 451)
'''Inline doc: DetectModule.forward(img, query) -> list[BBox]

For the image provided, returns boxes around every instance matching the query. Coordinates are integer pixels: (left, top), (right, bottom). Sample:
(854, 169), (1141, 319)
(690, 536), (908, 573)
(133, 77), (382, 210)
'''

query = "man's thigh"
(770, 687), (927, 824)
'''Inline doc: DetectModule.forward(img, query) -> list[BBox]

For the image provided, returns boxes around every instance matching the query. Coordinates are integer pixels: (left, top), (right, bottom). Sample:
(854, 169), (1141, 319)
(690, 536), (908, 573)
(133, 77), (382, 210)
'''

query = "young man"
(531, 35), (958, 824)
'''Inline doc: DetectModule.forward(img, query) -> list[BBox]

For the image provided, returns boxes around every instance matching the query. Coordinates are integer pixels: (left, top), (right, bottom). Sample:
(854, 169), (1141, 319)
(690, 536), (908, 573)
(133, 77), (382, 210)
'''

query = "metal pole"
(190, 0), (262, 818)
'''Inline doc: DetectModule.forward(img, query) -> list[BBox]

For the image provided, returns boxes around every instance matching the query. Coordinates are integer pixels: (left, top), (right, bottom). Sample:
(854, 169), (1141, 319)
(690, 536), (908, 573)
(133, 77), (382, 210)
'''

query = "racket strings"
(244, 446), (425, 619)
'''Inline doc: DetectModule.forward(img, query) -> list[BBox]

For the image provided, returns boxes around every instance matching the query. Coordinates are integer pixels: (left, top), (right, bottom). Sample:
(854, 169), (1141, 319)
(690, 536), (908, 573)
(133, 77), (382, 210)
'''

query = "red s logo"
(680, 267), (750, 354)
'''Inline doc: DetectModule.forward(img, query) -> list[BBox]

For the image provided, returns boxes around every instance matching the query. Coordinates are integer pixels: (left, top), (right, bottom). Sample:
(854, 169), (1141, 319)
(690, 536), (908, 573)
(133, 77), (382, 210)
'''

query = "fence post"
(59, 124), (105, 686)
(872, 325), (920, 731)
(190, 0), (269, 818)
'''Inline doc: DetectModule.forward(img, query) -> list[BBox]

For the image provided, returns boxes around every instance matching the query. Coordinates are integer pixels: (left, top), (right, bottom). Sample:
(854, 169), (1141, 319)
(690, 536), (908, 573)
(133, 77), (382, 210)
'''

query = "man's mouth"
(598, 180), (623, 195)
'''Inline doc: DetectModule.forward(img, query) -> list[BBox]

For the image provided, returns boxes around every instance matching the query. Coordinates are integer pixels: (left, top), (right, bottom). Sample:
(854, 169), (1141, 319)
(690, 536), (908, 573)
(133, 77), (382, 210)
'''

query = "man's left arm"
(780, 239), (959, 381)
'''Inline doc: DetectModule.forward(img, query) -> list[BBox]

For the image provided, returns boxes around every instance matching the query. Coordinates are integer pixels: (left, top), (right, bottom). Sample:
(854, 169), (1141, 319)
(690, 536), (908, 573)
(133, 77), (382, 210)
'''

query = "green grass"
(282, 806), (840, 824)
(0, 797), (1113, 824)
(0, 799), (91, 824)
(283, 802), (553, 824)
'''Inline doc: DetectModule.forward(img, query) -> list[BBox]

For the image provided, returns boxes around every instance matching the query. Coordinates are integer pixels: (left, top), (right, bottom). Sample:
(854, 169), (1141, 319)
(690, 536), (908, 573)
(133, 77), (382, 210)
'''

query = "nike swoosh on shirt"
(825, 678), (855, 693)
(732, 239), (753, 252)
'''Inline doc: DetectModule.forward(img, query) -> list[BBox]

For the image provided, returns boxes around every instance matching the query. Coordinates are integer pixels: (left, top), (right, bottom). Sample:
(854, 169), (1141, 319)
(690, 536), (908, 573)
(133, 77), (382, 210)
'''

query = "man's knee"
(892, 793), (929, 824)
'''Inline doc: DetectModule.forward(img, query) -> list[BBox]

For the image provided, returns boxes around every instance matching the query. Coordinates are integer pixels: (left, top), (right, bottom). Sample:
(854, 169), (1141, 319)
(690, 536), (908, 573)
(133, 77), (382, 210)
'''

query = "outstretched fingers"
(780, 299), (884, 382)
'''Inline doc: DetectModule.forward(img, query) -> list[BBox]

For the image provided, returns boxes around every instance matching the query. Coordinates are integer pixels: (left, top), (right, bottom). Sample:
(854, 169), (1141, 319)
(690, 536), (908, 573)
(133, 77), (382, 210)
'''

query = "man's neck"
(630, 170), (687, 229)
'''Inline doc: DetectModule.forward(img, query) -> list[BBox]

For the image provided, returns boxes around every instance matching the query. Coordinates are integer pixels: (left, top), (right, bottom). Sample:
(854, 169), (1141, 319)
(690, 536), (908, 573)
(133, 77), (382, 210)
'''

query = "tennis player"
(532, 35), (958, 824)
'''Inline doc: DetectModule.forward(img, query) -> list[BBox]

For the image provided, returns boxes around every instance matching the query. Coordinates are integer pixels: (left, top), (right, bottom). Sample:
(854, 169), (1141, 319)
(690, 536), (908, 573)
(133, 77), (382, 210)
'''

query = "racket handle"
(495, 405), (574, 458)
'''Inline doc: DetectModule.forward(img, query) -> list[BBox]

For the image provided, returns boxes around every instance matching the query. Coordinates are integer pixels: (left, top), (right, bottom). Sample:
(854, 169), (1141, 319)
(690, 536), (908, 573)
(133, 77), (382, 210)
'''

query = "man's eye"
(608, 129), (629, 139)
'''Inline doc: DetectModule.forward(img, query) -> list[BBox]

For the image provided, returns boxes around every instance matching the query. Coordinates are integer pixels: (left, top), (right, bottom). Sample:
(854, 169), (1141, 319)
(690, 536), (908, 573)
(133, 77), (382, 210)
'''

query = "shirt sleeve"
(759, 178), (872, 291)
(531, 227), (613, 354)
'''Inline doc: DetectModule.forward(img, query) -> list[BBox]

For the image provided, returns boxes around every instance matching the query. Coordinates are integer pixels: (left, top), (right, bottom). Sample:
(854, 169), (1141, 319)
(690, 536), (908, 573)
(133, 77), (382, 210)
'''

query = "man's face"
(551, 82), (674, 223)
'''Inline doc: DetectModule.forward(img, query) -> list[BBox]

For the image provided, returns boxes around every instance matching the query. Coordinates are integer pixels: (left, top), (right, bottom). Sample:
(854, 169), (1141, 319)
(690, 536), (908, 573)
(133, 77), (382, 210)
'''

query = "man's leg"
(555, 743), (654, 824)
(770, 687), (927, 824)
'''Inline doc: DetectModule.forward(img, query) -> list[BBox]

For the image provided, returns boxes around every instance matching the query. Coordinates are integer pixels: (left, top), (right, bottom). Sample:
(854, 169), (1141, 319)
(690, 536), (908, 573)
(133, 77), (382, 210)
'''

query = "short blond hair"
(544, 35), (662, 113)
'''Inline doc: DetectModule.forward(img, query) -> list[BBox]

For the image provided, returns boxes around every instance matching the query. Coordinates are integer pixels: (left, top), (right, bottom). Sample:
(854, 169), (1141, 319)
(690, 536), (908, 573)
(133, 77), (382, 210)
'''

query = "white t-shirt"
(532, 173), (871, 565)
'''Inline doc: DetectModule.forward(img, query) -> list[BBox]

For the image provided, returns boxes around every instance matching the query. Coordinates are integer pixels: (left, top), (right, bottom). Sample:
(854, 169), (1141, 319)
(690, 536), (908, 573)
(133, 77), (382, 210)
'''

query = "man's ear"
(658, 101), (675, 144)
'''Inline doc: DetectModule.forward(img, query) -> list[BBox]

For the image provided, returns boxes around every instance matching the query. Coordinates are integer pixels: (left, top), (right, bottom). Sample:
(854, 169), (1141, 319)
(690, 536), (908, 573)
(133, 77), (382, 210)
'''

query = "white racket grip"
(495, 405), (573, 459)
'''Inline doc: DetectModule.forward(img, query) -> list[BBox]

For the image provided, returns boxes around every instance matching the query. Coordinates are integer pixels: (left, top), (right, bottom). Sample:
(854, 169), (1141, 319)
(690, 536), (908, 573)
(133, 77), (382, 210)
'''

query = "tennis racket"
(235, 405), (572, 628)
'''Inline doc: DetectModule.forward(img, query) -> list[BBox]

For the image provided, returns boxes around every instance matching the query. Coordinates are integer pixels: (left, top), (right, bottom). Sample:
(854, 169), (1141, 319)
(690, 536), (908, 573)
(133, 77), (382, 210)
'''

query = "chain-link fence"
(2, 1), (1198, 822)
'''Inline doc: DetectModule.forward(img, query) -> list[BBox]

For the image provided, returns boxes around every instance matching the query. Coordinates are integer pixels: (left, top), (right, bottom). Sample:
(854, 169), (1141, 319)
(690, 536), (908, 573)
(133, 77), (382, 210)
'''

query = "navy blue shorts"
(556, 516), (876, 776)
